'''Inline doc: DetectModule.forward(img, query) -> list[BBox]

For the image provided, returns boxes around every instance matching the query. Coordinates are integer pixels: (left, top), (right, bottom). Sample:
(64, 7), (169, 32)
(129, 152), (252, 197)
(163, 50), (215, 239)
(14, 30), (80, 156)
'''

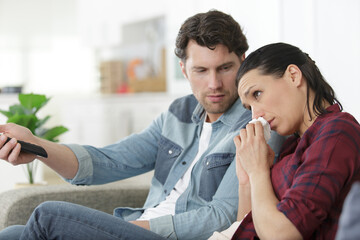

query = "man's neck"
(206, 113), (223, 123)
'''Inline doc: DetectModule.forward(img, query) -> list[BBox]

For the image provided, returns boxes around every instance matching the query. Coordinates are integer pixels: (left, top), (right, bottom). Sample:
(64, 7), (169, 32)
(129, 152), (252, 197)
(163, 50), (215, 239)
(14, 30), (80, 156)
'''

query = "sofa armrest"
(0, 182), (149, 230)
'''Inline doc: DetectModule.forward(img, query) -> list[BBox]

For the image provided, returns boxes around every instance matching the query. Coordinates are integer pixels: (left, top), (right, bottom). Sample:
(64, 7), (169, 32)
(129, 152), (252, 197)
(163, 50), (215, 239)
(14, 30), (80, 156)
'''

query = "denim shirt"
(64, 94), (285, 240)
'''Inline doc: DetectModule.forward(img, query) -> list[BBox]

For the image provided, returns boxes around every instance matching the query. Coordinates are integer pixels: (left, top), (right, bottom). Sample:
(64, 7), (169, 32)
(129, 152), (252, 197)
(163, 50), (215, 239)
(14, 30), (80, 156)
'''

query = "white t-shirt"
(138, 121), (212, 220)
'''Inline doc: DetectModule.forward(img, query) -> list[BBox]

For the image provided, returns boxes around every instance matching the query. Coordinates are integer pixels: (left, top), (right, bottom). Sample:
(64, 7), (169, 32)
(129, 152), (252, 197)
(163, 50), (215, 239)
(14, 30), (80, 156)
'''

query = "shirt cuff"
(62, 144), (93, 185)
(149, 214), (177, 239)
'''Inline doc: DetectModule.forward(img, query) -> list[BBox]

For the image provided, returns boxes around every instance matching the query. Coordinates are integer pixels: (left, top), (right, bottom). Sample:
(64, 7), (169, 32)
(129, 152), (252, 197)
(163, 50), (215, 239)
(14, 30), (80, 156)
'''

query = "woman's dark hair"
(175, 10), (249, 62)
(236, 42), (342, 119)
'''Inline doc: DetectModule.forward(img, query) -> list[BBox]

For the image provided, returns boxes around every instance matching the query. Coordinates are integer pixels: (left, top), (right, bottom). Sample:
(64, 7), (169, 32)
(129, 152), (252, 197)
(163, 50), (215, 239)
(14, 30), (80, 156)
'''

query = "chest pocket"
(199, 153), (235, 201)
(154, 136), (182, 185)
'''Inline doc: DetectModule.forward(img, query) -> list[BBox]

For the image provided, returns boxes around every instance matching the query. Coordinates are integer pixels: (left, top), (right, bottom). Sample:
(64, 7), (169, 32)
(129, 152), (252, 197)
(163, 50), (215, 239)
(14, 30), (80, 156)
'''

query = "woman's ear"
(287, 64), (303, 88)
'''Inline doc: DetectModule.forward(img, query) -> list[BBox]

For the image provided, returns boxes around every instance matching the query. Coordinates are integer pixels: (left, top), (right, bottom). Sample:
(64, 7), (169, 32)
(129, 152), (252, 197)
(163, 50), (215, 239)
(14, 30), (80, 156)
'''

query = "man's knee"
(34, 201), (60, 214)
(0, 225), (25, 240)
(32, 201), (69, 221)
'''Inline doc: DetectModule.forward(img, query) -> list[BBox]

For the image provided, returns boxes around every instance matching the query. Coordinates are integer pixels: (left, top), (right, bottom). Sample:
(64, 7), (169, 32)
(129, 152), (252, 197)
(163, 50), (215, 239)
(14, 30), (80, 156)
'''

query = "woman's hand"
(234, 135), (249, 185)
(237, 121), (274, 177)
(0, 123), (38, 165)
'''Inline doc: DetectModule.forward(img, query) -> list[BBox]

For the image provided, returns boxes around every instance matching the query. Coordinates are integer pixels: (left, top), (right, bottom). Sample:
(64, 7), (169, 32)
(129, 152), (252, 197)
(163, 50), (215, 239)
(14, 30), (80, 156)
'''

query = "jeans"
(0, 225), (25, 240)
(0, 201), (166, 240)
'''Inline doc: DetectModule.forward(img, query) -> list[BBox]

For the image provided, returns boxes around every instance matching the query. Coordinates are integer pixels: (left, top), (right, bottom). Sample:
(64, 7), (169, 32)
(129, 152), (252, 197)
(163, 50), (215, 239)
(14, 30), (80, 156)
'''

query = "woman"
(231, 43), (360, 239)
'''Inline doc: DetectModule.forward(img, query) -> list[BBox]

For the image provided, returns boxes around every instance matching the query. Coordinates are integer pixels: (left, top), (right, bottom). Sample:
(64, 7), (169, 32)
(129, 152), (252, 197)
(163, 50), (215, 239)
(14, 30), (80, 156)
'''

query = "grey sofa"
(0, 182), (149, 230)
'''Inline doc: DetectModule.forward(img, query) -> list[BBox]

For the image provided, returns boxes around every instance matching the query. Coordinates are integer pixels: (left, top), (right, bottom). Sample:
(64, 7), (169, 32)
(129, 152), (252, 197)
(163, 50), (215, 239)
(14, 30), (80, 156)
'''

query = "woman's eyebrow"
(244, 85), (256, 97)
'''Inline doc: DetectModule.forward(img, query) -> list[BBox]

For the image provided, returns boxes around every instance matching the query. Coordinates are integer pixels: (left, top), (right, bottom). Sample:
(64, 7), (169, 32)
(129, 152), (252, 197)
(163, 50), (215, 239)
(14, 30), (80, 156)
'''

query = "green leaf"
(36, 115), (51, 130)
(7, 114), (38, 134)
(0, 104), (28, 118)
(9, 104), (28, 115)
(19, 93), (50, 114)
(39, 126), (68, 142)
(0, 109), (13, 118)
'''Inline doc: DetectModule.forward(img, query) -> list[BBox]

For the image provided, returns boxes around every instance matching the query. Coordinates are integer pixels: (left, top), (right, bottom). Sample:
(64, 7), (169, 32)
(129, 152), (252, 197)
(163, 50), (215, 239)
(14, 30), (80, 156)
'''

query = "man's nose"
(208, 71), (222, 89)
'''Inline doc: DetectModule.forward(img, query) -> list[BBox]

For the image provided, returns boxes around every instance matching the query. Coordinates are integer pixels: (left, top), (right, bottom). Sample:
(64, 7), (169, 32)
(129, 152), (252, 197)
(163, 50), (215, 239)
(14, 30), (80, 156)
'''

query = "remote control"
(4, 137), (48, 158)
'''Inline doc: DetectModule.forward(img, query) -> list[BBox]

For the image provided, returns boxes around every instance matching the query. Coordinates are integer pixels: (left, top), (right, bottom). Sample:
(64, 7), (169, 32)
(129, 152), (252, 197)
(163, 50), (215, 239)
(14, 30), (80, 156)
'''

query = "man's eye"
(220, 65), (232, 71)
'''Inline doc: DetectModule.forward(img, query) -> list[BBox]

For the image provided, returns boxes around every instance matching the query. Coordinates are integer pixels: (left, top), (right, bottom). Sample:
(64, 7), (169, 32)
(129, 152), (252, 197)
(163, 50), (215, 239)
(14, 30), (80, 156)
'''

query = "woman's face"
(238, 67), (307, 136)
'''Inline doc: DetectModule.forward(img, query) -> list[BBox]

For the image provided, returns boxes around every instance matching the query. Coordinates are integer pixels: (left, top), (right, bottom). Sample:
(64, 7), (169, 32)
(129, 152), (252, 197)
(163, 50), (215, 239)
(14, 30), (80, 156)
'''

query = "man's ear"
(241, 54), (245, 62)
(179, 60), (188, 80)
(287, 64), (303, 88)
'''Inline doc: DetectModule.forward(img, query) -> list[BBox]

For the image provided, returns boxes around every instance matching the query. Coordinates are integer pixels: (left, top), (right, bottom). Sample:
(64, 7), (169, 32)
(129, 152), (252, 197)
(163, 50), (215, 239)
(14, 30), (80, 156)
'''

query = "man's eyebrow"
(191, 66), (206, 70)
(217, 61), (234, 69)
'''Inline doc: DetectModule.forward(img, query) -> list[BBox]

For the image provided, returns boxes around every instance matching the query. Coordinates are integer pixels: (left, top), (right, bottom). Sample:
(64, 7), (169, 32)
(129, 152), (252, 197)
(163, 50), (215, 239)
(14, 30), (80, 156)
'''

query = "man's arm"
(1, 109), (165, 185)
(0, 123), (78, 179)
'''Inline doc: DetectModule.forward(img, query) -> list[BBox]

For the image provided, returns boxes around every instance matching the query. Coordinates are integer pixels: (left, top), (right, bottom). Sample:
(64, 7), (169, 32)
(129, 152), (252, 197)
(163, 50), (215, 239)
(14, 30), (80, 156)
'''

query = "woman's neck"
(298, 95), (331, 137)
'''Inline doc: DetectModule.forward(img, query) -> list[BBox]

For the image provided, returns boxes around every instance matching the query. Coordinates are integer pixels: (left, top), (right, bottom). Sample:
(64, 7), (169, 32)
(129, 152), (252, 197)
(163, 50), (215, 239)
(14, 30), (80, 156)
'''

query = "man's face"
(180, 40), (242, 122)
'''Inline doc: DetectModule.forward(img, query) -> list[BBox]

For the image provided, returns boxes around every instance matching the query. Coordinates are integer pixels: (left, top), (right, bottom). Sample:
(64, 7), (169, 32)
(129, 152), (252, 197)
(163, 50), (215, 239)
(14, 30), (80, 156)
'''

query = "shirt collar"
(191, 98), (248, 127)
(317, 103), (341, 120)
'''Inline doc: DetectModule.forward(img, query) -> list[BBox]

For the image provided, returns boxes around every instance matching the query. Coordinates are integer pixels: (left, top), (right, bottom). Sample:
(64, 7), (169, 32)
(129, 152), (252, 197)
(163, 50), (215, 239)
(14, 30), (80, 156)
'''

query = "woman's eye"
(253, 91), (261, 99)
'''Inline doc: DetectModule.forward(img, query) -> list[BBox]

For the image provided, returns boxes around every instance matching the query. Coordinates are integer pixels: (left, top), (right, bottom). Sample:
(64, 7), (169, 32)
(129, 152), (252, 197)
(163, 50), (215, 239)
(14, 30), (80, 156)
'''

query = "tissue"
(248, 117), (271, 142)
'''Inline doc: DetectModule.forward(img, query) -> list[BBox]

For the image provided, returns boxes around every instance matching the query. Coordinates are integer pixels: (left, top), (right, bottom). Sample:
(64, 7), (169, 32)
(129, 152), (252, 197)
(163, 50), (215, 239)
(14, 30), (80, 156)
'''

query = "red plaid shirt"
(232, 104), (360, 240)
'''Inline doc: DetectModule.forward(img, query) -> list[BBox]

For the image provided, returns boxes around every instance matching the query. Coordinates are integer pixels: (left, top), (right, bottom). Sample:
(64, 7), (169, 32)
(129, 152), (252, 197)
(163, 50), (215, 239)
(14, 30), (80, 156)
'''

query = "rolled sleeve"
(277, 198), (322, 239)
(149, 214), (177, 239)
(62, 144), (94, 185)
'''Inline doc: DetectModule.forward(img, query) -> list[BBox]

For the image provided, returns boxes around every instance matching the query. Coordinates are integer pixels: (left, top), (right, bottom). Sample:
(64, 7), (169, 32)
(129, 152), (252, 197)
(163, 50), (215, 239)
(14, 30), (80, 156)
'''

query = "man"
(0, 10), (284, 239)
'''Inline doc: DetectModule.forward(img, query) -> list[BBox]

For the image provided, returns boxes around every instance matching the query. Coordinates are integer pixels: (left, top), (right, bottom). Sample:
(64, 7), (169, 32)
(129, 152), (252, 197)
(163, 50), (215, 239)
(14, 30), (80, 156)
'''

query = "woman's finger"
(233, 135), (241, 147)
(254, 121), (265, 140)
(239, 128), (247, 142)
(245, 123), (255, 139)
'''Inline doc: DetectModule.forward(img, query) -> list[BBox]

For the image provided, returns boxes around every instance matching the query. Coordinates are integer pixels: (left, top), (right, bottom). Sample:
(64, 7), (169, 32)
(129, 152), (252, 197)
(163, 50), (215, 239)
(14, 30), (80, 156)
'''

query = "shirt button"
(168, 150), (173, 155)
(182, 161), (186, 165)
(164, 190), (167, 194)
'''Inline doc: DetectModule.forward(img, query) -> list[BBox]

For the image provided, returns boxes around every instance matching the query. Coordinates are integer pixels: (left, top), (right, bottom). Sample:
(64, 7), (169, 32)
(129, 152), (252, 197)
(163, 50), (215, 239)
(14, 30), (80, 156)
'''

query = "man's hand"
(129, 220), (150, 230)
(0, 123), (38, 165)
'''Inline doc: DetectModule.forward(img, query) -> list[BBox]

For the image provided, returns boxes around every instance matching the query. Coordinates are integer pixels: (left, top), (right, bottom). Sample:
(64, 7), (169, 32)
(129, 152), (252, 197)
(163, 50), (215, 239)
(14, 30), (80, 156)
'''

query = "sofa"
(0, 182), (149, 230)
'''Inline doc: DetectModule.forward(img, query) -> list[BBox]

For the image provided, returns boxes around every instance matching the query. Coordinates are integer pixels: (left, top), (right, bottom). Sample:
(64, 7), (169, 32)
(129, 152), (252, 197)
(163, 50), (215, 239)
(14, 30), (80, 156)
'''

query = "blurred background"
(0, 0), (359, 192)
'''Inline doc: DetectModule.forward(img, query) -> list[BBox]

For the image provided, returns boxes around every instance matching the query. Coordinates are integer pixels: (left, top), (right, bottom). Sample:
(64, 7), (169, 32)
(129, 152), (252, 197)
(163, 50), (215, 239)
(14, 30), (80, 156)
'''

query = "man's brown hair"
(175, 10), (249, 62)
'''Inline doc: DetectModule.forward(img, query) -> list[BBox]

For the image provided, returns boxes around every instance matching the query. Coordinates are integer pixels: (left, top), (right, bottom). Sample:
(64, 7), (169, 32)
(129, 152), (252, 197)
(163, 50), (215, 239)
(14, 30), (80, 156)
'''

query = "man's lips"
(207, 94), (225, 102)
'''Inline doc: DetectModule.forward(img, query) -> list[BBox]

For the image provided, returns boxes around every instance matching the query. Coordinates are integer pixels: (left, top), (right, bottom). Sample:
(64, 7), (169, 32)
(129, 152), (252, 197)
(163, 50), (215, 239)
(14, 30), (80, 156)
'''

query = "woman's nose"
(251, 108), (263, 120)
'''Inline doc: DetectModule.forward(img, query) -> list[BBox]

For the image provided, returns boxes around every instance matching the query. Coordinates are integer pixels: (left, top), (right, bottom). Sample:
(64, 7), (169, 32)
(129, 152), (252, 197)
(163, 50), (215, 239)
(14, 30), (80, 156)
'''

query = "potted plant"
(0, 93), (68, 184)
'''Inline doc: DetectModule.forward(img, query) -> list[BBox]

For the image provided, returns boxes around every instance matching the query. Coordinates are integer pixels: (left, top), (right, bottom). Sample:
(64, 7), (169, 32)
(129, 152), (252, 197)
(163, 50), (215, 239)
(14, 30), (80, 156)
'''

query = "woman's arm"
(249, 169), (302, 240)
(237, 184), (251, 221)
(238, 122), (302, 240)
(234, 135), (251, 221)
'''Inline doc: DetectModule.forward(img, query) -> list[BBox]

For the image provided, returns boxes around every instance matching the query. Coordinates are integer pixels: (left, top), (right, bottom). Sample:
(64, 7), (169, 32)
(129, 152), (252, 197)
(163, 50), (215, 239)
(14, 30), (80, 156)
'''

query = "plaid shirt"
(232, 104), (360, 240)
